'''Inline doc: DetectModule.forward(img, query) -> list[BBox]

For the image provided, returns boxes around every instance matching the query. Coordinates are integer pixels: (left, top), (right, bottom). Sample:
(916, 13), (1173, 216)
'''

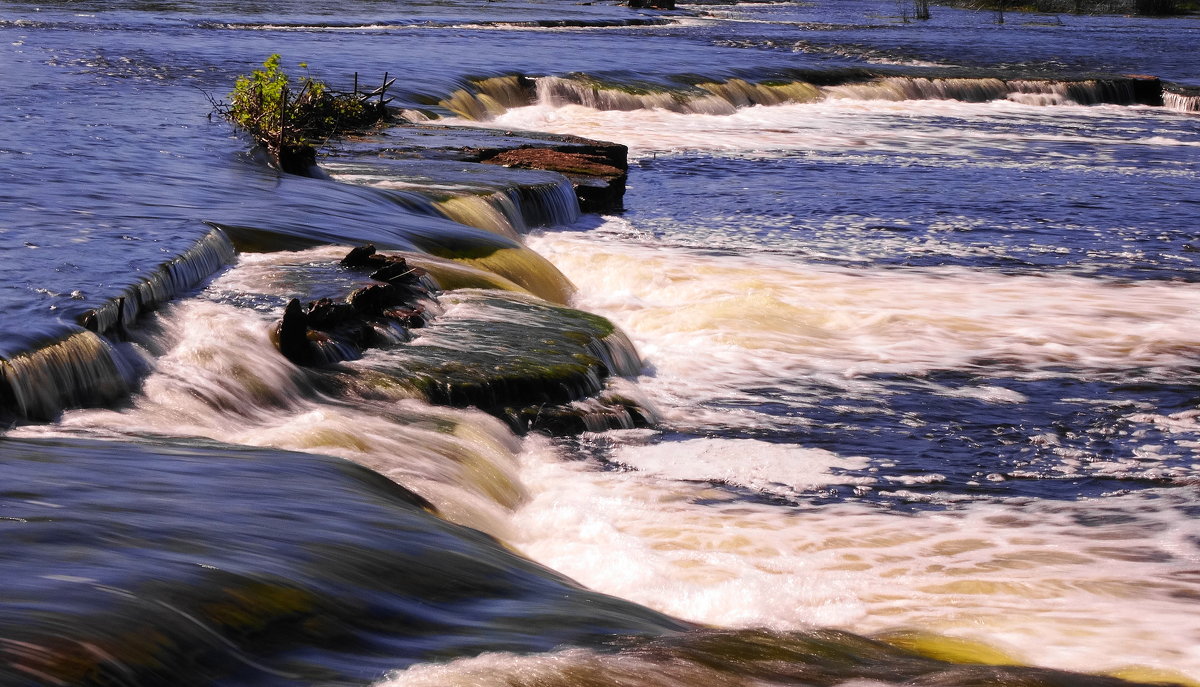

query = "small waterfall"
(533, 76), (831, 115)
(508, 178), (581, 228)
(536, 75), (687, 113)
(434, 180), (579, 238)
(445, 73), (1173, 121)
(1164, 90), (1200, 113)
(473, 74), (537, 109)
(439, 75), (536, 120)
(78, 225), (236, 336)
(697, 78), (823, 109)
(0, 329), (136, 420)
(435, 193), (527, 239)
(0, 228), (233, 421)
(588, 328), (644, 379)
(427, 245), (576, 304)
(1005, 79), (1078, 106)
(824, 76), (1009, 102)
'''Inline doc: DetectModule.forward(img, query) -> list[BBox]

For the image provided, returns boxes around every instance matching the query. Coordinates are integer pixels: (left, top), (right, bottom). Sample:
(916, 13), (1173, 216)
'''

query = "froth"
(529, 231), (1200, 394)
(11, 295), (527, 538)
(510, 436), (1200, 679)
(611, 437), (869, 497)
(467, 98), (1191, 162)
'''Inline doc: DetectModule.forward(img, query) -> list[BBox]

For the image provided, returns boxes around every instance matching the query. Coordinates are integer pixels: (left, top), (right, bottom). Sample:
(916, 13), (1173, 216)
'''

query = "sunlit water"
(3, 0), (1200, 684)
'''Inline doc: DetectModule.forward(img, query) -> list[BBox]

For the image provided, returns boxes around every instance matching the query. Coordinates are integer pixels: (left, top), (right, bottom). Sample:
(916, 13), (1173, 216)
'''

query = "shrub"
(216, 55), (392, 171)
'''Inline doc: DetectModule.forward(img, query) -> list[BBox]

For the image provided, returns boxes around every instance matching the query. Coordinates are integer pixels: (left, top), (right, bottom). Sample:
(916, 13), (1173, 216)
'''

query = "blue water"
(3, 0), (1200, 683)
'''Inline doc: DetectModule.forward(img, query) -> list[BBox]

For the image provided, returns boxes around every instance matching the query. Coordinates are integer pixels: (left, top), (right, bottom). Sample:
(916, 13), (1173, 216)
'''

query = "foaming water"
(508, 436), (1200, 680)
(11, 252), (535, 537)
(488, 96), (1197, 280)
(6, 0), (1200, 683)
(472, 96), (1199, 162)
(530, 232), (1200, 381)
(0, 329), (137, 420)
(527, 228), (1200, 511)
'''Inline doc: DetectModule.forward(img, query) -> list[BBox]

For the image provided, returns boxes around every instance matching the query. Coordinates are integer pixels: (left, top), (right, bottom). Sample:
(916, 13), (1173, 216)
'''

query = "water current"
(2, 0), (1200, 685)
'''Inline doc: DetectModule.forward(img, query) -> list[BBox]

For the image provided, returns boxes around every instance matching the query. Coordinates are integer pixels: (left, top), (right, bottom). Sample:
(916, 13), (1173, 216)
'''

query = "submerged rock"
(349, 289), (650, 432)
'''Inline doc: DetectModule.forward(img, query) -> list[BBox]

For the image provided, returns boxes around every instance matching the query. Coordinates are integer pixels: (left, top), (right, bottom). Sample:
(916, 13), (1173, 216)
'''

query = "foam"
(509, 436), (1200, 679)
(529, 231), (1200, 396)
(611, 437), (870, 497)
(10, 297), (526, 538)
(465, 97), (1193, 163)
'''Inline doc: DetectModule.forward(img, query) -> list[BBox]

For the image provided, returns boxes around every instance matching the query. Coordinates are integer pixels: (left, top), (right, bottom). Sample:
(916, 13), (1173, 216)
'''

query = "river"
(2, 0), (1199, 684)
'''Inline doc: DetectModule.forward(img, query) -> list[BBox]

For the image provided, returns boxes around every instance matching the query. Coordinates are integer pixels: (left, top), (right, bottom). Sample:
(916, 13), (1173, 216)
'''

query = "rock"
(275, 298), (316, 366)
(340, 243), (384, 268)
(273, 247), (437, 367)
(370, 259), (424, 285)
(480, 147), (627, 213)
(328, 124), (631, 214)
(629, 0), (676, 8)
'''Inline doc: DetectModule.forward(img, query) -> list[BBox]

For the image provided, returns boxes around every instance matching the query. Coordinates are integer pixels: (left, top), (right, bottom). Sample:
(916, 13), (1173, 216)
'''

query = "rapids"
(3, 0), (1200, 685)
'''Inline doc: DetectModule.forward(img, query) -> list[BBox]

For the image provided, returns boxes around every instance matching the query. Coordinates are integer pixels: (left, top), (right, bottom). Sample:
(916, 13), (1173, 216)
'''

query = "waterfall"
(435, 193), (527, 239)
(0, 329), (136, 420)
(441, 73), (1173, 122)
(0, 227), (234, 421)
(78, 225), (236, 336)
(1164, 90), (1200, 113)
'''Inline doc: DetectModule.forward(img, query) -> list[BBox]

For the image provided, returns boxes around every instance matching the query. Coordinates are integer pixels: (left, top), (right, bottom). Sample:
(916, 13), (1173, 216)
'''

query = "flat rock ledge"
(329, 123), (629, 213)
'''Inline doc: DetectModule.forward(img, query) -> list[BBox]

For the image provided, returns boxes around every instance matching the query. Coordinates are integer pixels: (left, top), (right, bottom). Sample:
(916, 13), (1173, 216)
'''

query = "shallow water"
(3, 0), (1200, 684)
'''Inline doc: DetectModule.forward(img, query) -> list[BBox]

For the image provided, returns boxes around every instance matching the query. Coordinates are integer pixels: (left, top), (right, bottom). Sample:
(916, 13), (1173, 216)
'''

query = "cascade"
(438, 75), (536, 119)
(697, 78), (823, 109)
(0, 329), (135, 420)
(0, 227), (234, 421)
(435, 193), (527, 239)
(441, 73), (1176, 121)
(1164, 90), (1200, 113)
(825, 76), (1008, 102)
(506, 177), (581, 228)
(433, 180), (579, 237)
(536, 75), (686, 112)
(79, 226), (235, 335)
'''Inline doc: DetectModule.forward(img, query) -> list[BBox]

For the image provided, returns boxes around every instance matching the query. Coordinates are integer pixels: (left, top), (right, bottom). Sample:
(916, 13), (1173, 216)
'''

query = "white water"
(456, 97), (1199, 175)
(24, 227), (1200, 682)
(529, 231), (1200, 428)
(431, 93), (1200, 681)
(15, 90), (1199, 684)
(11, 249), (531, 538)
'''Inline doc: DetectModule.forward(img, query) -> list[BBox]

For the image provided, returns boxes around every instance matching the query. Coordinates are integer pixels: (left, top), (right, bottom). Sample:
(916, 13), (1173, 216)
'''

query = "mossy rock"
(352, 291), (640, 421)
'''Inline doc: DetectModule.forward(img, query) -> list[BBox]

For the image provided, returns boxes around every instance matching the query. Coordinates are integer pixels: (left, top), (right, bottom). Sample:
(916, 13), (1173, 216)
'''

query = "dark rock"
(370, 259), (425, 285)
(275, 298), (316, 366)
(273, 247), (439, 367)
(629, 0), (676, 8)
(382, 304), (429, 329)
(305, 298), (357, 331)
(340, 244), (384, 268)
(348, 284), (408, 314)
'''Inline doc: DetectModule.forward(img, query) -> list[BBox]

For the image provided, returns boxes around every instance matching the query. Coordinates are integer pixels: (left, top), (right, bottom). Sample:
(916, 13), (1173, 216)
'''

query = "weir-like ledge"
(328, 123), (629, 214)
(0, 226), (235, 421)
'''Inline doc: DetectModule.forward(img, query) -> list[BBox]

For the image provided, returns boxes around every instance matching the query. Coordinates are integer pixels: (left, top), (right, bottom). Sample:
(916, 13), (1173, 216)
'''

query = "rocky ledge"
(329, 123), (629, 213)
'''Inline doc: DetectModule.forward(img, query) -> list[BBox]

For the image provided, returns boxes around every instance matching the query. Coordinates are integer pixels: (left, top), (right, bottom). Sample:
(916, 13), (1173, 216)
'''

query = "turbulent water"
(3, 0), (1200, 685)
